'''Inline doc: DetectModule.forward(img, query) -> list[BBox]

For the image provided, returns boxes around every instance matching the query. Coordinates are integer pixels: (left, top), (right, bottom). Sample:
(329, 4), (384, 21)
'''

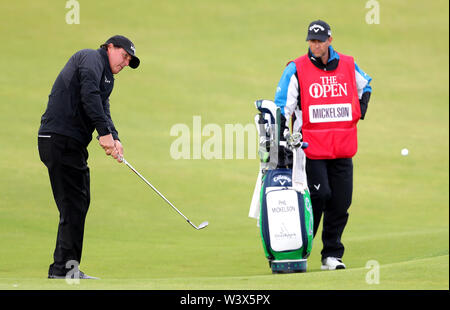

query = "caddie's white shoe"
(321, 257), (346, 270)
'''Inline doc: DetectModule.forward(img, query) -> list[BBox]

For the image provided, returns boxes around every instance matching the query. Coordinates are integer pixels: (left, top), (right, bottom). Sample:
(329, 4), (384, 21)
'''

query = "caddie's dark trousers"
(38, 134), (90, 276)
(306, 158), (353, 260)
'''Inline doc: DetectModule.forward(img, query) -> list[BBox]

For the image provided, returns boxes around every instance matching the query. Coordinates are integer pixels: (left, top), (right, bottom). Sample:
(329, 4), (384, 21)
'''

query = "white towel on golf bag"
(249, 170), (262, 225)
(292, 147), (307, 193)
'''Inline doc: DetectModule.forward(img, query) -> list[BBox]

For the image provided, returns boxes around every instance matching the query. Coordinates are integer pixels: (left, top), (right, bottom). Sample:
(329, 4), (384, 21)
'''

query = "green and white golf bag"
(249, 99), (314, 273)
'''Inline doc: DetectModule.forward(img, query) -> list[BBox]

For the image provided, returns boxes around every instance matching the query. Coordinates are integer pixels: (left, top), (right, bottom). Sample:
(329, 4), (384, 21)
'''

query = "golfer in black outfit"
(38, 35), (140, 279)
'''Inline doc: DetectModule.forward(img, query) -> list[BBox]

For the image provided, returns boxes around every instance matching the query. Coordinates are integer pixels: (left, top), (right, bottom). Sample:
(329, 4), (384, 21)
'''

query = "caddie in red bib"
(293, 53), (361, 159)
(273, 20), (372, 270)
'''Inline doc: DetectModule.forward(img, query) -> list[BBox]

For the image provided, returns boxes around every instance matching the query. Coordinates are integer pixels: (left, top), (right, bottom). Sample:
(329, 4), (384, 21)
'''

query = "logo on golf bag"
(274, 223), (297, 240)
(273, 175), (291, 186)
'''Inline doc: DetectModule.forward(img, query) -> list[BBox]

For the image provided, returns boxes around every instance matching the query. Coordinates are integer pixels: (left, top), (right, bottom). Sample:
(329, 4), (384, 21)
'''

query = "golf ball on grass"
(401, 148), (409, 156)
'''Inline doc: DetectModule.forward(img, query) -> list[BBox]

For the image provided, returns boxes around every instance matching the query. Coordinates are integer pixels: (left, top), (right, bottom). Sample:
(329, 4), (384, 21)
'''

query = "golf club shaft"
(120, 157), (195, 227)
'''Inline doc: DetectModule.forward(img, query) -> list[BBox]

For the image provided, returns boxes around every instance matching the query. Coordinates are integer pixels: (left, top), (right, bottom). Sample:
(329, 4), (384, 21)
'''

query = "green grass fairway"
(0, 0), (448, 291)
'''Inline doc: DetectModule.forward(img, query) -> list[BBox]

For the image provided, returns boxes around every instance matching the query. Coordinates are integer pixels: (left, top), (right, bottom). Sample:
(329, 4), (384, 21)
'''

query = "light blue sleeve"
(274, 62), (297, 116)
(355, 62), (372, 93)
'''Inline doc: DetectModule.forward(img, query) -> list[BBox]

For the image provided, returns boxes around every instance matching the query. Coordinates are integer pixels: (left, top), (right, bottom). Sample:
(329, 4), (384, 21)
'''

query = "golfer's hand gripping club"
(97, 135), (123, 162)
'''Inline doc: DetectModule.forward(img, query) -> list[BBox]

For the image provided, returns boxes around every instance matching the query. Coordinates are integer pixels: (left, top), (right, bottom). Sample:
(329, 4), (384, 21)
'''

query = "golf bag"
(250, 99), (313, 273)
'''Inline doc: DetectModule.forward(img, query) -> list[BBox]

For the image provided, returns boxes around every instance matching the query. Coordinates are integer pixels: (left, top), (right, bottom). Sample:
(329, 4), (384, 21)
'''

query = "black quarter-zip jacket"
(39, 48), (119, 147)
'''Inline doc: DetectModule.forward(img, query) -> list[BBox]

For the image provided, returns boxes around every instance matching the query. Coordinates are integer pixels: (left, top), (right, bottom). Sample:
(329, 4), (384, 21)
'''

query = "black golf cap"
(103, 35), (140, 69)
(306, 20), (332, 42)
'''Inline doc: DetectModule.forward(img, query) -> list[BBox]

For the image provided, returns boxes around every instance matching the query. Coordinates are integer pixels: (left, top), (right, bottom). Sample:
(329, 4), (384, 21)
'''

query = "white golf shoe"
(321, 257), (346, 270)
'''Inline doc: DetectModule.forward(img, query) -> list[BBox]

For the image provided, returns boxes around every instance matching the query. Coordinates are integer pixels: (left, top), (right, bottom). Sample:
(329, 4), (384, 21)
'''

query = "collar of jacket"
(307, 45), (339, 71)
(97, 48), (113, 76)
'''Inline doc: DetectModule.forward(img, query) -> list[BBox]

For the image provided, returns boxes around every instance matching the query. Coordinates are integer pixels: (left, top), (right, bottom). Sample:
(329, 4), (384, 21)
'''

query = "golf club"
(119, 156), (208, 230)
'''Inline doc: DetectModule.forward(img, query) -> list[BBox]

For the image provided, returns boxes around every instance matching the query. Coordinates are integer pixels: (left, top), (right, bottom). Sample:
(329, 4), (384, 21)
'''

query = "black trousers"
(38, 134), (90, 276)
(306, 158), (353, 260)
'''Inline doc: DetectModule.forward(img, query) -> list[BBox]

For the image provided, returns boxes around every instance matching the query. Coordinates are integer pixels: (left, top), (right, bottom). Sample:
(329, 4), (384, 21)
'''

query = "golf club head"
(187, 220), (209, 230)
(197, 221), (209, 230)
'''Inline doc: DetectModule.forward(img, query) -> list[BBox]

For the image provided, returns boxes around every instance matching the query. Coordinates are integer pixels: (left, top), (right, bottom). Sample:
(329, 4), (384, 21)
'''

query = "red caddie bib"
(292, 53), (361, 159)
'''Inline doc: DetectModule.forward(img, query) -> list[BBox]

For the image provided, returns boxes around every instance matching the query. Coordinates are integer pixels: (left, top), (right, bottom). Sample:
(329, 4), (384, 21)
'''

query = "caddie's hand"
(98, 134), (119, 158)
(114, 140), (124, 163)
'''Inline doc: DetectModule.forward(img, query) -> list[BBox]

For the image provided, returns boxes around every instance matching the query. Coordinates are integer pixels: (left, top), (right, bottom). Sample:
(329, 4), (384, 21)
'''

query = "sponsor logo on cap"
(130, 45), (135, 54)
(309, 24), (325, 33)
